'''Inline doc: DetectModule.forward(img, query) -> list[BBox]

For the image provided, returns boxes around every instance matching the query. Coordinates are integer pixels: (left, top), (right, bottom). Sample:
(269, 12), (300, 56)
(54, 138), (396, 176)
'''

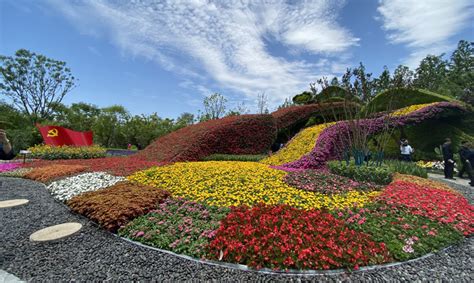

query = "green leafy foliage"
(382, 160), (428, 178)
(335, 204), (463, 261)
(27, 144), (107, 160)
(328, 161), (393, 185)
(119, 198), (229, 258)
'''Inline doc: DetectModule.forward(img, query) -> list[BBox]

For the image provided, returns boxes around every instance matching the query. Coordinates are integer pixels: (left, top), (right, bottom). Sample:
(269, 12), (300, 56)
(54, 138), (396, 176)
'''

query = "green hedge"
(383, 159), (428, 178)
(328, 159), (428, 184)
(328, 161), (393, 185)
(366, 88), (454, 113)
(27, 144), (107, 160)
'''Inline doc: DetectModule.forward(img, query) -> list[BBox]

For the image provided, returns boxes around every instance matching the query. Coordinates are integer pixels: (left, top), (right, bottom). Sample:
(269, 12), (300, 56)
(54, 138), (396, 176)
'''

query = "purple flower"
(278, 102), (465, 170)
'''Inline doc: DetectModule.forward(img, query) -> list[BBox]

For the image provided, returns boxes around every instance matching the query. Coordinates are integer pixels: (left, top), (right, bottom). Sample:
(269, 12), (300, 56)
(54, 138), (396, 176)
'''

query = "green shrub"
(202, 154), (267, 162)
(28, 144), (107, 160)
(366, 88), (454, 113)
(383, 159), (428, 178)
(328, 161), (393, 185)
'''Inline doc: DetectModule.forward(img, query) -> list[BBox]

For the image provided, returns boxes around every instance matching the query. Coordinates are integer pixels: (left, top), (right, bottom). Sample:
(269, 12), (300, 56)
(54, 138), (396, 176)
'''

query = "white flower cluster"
(47, 172), (125, 202)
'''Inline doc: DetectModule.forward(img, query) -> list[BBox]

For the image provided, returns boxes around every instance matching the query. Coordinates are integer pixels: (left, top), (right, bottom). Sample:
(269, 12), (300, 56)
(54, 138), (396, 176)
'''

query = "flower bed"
(0, 163), (22, 173)
(119, 198), (229, 258)
(0, 167), (32, 178)
(393, 173), (456, 193)
(284, 170), (381, 195)
(24, 164), (87, 182)
(271, 103), (345, 130)
(391, 103), (436, 116)
(336, 204), (463, 261)
(135, 114), (277, 162)
(26, 157), (163, 176)
(377, 180), (474, 235)
(128, 161), (379, 210)
(68, 182), (170, 232)
(284, 102), (466, 169)
(28, 144), (107, 160)
(207, 204), (392, 270)
(260, 123), (333, 166)
(47, 172), (125, 202)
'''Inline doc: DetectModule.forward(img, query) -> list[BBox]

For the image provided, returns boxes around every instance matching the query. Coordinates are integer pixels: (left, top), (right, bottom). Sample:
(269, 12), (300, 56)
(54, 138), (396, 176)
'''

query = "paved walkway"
(1, 177), (473, 282)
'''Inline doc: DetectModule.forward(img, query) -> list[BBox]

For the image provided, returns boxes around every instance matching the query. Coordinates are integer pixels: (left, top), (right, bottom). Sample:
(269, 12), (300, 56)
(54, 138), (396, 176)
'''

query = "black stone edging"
(11, 177), (466, 277)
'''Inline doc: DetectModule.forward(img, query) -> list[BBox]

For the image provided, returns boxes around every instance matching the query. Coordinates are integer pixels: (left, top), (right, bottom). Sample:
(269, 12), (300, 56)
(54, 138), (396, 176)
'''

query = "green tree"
(373, 66), (391, 94)
(292, 91), (313, 105)
(0, 49), (76, 123)
(391, 65), (414, 88)
(174, 112), (194, 129)
(203, 93), (227, 119)
(0, 102), (42, 152)
(92, 105), (128, 148)
(414, 54), (448, 92)
(352, 62), (375, 102)
(447, 40), (474, 104)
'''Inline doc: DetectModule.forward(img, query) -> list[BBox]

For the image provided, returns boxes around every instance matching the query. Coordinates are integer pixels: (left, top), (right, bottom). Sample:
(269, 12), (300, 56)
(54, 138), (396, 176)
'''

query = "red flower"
(207, 204), (391, 270)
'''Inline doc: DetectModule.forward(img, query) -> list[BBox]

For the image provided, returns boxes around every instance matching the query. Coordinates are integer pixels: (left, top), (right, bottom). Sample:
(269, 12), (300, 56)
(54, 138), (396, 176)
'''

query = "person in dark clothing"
(442, 138), (455, 179)
(0, 129), (15, 160)
(468, 150), (474, 187)
(458, 141), (473, 179)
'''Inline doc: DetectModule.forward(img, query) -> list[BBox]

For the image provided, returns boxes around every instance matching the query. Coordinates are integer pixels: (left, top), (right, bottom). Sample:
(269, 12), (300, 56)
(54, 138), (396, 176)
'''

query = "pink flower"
(135, 231), (145, 237)
(402, 245), (414, 253)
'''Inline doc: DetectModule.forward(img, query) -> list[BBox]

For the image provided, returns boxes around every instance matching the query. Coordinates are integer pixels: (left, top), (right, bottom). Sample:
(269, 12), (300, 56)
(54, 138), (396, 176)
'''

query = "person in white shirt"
(400, 139), (414, 162)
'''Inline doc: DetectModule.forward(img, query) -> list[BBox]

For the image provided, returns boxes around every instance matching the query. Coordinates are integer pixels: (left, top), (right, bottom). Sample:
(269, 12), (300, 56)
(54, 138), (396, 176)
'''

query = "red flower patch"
(377, 180), (474, 235)
(207, 204), (391, 270)
(136, 114), (277, 162)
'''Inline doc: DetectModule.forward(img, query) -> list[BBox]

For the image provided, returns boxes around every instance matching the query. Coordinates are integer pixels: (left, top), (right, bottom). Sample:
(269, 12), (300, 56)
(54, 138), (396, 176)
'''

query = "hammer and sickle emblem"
(47, 128), (59, 137)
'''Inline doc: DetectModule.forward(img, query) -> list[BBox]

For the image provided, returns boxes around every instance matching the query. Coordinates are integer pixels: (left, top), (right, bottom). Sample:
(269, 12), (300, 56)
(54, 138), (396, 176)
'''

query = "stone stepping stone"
(0, 199), (29, 208)
(30, 223), (82, 242)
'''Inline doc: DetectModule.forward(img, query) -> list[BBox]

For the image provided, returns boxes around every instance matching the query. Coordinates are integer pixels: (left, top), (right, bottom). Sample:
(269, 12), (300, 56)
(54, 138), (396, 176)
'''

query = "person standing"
(467, 148), (474, 187)
(442, 138), (455, 179)
(458, 141), (472, 179)
(400, 139), (414, 162)
(0, 129), (15, 160)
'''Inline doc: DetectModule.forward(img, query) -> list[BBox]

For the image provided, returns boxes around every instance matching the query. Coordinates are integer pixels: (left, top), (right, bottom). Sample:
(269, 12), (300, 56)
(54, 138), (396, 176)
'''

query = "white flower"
(47, 172), (125, 201)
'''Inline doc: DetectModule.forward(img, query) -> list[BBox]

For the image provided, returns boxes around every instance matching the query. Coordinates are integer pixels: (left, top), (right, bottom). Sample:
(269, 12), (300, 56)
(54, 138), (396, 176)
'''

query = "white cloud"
(47, 0), (358, 108)
(377, 0), (473, 67)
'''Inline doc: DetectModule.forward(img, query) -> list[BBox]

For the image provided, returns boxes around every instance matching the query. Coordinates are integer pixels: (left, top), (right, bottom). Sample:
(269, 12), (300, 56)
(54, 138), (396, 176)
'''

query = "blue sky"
(1, 0), (472, 119)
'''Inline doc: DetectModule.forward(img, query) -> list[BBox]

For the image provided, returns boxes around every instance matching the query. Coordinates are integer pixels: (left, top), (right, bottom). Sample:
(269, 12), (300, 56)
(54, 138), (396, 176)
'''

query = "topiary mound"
(136, 114), (277, 162)
(366, 88), (454, 113)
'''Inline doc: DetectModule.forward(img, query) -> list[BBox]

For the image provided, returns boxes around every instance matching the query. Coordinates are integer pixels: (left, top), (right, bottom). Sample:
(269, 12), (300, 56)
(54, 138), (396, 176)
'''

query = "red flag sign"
(36, 125), (93, 146)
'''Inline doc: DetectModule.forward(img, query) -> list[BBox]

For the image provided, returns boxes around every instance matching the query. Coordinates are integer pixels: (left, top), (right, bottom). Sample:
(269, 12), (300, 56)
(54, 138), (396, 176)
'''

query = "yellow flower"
(260, 123), (334, 166)
(128, 161), (377, 210)
(391, 103), (437, 116)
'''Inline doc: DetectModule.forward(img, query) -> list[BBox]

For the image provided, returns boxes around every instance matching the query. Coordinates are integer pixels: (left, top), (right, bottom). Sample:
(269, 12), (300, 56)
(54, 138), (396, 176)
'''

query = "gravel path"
(1, 177), (473, 282)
